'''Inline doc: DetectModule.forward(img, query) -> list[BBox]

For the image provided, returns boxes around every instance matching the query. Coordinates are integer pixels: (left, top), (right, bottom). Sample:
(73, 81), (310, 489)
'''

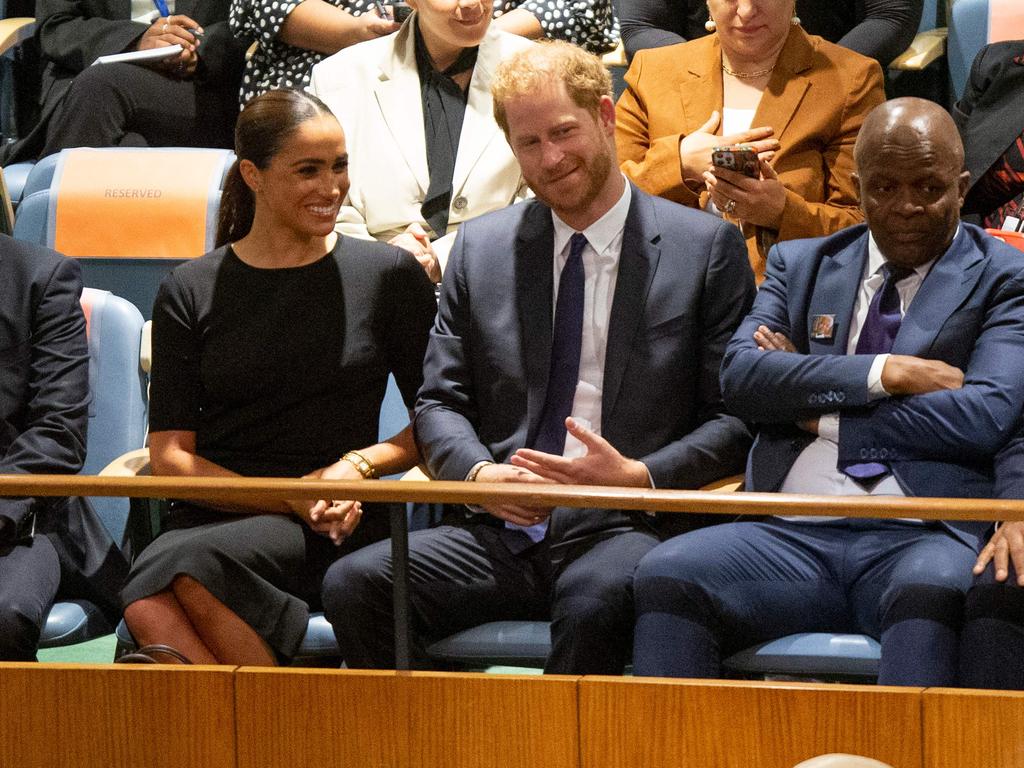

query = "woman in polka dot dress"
(231, 0), (618, 106)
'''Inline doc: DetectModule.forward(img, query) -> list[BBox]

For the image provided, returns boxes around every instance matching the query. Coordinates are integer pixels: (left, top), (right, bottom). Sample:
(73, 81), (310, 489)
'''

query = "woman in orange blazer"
(615, 0), (885, 281)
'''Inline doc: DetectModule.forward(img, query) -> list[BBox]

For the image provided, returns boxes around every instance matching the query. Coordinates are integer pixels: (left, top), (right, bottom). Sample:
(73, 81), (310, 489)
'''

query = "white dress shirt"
(548, 181), (632, 458)
(779, 231), (941, 518)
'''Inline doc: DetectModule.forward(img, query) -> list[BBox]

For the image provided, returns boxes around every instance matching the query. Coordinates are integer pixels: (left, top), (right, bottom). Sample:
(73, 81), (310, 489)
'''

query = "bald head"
(854, 97), (964, 175)
(852, 97), (970, 269)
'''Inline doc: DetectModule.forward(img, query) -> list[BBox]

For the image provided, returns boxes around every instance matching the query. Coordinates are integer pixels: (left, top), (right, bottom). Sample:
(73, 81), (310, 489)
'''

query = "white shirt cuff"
(818, 412), (840, 442)
(867, 353), (891, 399)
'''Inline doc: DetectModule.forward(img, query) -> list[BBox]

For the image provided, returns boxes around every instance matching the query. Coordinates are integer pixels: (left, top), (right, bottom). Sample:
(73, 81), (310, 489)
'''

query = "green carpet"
(34, 638), (545, 672)
(37, 634), (118, 664)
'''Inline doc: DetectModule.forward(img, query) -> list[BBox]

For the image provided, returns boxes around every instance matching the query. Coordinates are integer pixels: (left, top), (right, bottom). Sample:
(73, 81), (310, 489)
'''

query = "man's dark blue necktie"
(533, 231), (588, 455)
(504, 232), (588, 550)
(842, 262), (912, 482)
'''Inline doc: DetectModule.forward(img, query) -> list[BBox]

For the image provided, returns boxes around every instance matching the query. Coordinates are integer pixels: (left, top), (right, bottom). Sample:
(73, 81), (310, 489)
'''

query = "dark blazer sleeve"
(413, 228), (495, 482)
(995, 427), (1024, 500)
(720, 242), (875, 423)
(952, 41), (989, 132)
(954, 41), (1024, 219)
(640, 218), (753, 488)
(37, 0), (147, 74)
(832, 0), (922, 68)
(839, 267), (1024, 464)
(381, 248), (437, 411)
(0, 254), (89, 533)
(188, 0), (253, 84)
(617, 0), (702, 62)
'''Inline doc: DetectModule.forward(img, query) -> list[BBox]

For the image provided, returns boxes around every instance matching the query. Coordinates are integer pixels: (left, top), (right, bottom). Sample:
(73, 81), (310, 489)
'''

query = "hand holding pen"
(137, 5), (203, 77)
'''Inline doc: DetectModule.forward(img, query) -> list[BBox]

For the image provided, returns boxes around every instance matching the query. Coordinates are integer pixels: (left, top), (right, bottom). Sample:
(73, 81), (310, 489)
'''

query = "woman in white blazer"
(309, 1), (534, 280)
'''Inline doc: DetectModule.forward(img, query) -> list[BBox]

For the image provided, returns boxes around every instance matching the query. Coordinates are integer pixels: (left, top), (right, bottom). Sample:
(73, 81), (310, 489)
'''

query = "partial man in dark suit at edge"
(321, 40), (755, 674)
(0, 235), (128, 659)
(632, 97), (1024, 686)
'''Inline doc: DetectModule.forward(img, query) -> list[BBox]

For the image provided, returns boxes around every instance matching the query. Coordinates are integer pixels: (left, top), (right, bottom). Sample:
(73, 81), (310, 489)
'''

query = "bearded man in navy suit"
(321, 41), (754, 674)
(632, 97), (1024, 686)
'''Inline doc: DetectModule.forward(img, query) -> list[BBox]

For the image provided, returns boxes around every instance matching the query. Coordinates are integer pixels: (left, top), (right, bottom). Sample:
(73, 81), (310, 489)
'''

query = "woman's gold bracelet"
(340, 450), (376, 480)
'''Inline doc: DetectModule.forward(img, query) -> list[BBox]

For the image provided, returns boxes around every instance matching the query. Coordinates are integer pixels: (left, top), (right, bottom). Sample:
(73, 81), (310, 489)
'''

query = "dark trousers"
(322, 520), (662, 674)
(632, 518), (977, 686)
(960, 566), (1024, 689)
(41, 62), (237, 158)
(0, 534), (60, 661)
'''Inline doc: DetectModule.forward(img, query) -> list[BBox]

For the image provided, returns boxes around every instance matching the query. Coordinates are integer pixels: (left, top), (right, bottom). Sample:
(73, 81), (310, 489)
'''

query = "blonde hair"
(492, 41), (612, 136)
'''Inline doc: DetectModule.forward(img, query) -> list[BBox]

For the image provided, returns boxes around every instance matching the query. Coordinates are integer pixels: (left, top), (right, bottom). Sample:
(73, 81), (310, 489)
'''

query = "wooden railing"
(1, 476), (1020, 767)
(1, 474), (1020, 522)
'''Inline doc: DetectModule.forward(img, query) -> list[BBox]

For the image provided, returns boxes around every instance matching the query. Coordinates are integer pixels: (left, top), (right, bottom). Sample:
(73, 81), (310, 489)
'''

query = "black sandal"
(115, 644), (193, 664)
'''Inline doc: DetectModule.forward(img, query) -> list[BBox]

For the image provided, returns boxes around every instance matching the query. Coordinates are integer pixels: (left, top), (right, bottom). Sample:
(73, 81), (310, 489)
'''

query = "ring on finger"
(162, 22), (169, 32)
(723, 198), (737, 214)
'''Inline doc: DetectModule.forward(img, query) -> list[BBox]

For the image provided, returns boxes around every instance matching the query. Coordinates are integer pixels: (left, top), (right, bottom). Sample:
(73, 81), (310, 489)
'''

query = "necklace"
(721, 61), (775, 79)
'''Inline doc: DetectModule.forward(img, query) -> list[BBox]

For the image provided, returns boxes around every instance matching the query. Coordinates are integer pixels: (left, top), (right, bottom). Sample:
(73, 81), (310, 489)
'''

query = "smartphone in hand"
(711, 145), (759, 178)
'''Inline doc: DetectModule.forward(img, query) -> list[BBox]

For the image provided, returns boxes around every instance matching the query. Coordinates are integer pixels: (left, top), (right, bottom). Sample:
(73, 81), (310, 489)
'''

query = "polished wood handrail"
(0, 474), (1018, 521)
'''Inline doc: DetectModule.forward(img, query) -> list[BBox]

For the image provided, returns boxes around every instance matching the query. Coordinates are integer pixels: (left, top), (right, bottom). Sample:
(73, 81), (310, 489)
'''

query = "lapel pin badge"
(810, 314), (836, 340)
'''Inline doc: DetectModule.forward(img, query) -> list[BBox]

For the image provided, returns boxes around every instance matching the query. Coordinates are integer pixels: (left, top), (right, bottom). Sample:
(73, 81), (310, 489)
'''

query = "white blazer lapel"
(451, 29), (507, 195)
(373, 21), (430, 193)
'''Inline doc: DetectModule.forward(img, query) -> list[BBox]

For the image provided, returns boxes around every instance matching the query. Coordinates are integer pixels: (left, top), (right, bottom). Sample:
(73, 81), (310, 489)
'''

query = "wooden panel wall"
(235, 669), (579, 768)
(235, 668), (404, 768)
(404, 671), (578, 768)
(8, 664), (1024, 768)
(0, 663), (236, 768)
(579, 677), (923, 768)
(924, 688), (1024, 768)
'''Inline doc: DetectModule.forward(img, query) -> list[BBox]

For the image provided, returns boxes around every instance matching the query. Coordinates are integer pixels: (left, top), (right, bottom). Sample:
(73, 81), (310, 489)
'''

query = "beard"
(529, 144), (615, 220)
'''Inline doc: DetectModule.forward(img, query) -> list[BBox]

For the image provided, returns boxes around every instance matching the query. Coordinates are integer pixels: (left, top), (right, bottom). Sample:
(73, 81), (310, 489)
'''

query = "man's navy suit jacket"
(414, 184), (755, 546)
(720, 223), (1024, 551)
(0, 234), (126, 618)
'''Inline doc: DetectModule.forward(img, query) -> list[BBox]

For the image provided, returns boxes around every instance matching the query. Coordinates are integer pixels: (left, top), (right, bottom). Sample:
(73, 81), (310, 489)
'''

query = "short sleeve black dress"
(120, 237), (435, 658)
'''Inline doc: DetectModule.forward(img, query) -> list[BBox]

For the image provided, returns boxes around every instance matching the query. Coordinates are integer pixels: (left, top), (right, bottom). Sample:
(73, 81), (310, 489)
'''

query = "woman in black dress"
(120, 89), (436, 665)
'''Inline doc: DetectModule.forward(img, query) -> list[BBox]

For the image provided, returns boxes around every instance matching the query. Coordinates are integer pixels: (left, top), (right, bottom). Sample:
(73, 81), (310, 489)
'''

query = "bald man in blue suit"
(633, 98), (1024, 686)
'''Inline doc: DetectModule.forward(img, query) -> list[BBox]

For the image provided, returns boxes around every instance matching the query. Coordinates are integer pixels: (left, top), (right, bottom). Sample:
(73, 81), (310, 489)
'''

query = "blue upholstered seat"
(12, 147), (234, 319)
(722, 633), (881, 679)
(948, 0), (991, 99)
(423, 623), (882, 679)
(3, 160), (32, 207)
(426, 621), (552, 668)
(39, 601), (112, 649)
(38, 288), (147, 649)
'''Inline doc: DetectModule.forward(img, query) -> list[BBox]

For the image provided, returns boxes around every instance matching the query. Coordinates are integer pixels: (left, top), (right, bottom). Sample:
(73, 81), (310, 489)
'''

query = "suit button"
(869, 448), (878, 459)
(453, 195), (468, 211)
(836, 392), (846, 403)
(808, 394), (818, 405)
(879, 449), (889, 460)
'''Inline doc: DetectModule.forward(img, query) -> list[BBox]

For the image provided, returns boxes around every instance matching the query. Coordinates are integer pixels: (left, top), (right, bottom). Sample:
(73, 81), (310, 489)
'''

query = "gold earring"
(705, 17), (717, 31)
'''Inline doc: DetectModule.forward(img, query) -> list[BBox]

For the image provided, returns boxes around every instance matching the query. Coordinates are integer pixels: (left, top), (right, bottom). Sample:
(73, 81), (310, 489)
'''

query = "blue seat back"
(948, 0), (990, 99)
(81, 287), (147, 545)
(13, 147), (235, 318)
(3, 160), (33, 207)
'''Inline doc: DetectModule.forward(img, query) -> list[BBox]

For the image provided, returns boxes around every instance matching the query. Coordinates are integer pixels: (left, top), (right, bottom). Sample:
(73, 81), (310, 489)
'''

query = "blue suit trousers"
(633, 518), (976, 685)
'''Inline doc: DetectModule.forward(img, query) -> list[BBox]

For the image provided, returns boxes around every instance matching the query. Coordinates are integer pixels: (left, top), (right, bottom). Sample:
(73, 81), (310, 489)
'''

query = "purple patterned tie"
(505, 232), (588, 549)
(843, 262), (912, 482)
